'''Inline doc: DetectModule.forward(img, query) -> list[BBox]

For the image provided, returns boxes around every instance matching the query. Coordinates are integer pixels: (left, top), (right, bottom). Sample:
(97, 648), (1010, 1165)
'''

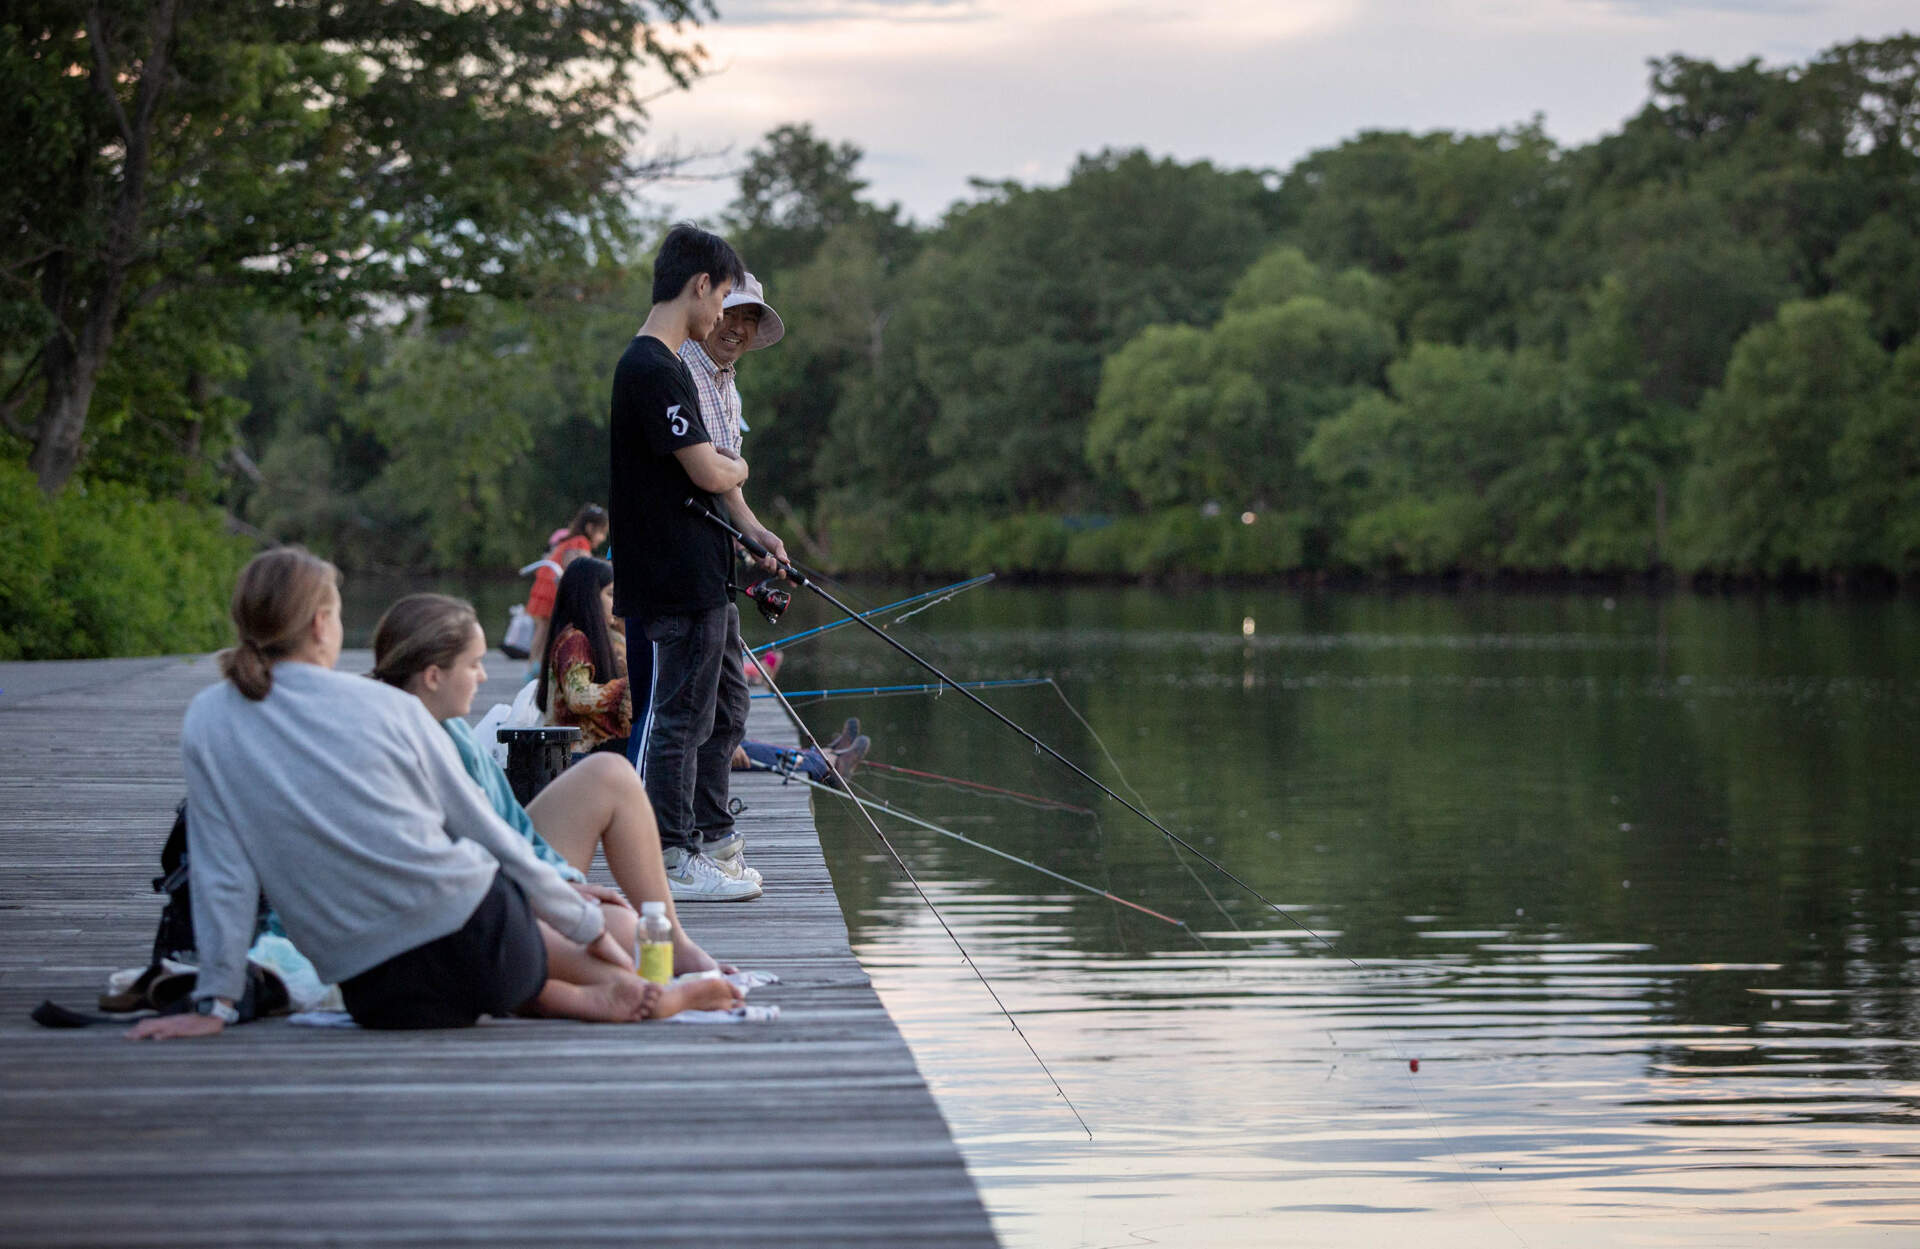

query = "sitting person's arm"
(439, 717), (585, 884)
(131, 743), (259, 1040)
(551, 629), (630, 741)
(552, 629), (629, 722)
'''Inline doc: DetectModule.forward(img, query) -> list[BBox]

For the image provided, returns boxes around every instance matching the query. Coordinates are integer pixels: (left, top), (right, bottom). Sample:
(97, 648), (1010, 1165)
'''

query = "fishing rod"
(859, 760), (1094, 815)
(687, 498), (1348, 962)
(722, 515), (1524, 1245)
(741, 758), (1180, 926)
(739, 638), (1093, 1139)
(750, 677), (1051, 702)
(752, 573), (995, 654)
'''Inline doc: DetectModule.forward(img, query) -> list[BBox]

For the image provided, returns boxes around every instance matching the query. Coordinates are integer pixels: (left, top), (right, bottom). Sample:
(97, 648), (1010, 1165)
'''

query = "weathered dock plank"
(0, 652), (997, 1247)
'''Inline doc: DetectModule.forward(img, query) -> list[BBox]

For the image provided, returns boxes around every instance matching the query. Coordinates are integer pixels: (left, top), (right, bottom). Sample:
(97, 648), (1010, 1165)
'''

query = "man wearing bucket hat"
(654, 271), (787, 895)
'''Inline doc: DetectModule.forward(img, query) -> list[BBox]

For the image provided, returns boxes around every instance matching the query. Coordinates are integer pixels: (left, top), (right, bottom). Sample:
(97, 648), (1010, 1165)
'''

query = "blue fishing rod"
(752, 574), (994, 655)
(737, 633), (1094, 1139)
(684, 498), (1333, 952)
(720, 510), (1529, 1241)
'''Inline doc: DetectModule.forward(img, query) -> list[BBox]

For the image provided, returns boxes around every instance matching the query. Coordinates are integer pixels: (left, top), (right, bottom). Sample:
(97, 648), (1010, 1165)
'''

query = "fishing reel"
(744, 577), (791, 625)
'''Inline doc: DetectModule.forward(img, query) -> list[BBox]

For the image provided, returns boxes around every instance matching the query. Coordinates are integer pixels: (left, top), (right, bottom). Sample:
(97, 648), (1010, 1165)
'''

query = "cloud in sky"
(638, 0), (1914, 224)
(1580, 1), (1818, 13)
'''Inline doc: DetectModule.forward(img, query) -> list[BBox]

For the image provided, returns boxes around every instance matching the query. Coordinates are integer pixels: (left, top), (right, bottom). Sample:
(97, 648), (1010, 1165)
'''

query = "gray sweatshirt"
(181, 662), (603, 1003)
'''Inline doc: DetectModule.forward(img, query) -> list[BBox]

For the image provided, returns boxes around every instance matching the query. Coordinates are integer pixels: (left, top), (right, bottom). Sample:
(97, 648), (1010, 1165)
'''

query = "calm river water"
(778, 585), (1918, 1248)
(352, 578), (1919, 1245)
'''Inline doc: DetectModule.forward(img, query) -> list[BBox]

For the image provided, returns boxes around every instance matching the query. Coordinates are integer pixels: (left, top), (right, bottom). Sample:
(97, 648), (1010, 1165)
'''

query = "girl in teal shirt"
(371, 593), (728, 979)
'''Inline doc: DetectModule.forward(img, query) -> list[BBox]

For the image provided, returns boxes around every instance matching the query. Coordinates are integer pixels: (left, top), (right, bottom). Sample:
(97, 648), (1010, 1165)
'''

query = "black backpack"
(151, 798), (275, 964)
(30, 803), (285, 1028)
(151, 801), (196, 964)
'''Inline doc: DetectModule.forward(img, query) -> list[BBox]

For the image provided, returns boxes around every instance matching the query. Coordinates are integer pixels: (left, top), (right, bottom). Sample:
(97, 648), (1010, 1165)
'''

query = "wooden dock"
(0, 652), (998, 1247)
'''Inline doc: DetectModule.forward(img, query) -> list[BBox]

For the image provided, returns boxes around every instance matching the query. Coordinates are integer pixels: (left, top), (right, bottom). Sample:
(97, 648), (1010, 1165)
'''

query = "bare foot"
(647, 977), (745, 1020)
(535, 974), (652, 1023)
(672, 934), (737, 978)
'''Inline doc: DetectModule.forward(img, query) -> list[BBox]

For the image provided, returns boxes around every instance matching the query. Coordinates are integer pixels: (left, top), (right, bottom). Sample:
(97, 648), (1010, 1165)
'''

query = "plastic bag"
(500, 605), (534, 660)
(474, 678), (542, 768)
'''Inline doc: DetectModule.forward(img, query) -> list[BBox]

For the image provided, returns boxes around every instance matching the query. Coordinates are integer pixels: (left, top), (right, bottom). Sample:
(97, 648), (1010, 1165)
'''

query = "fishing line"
(1020, 701), (1524, 1249)
(1035, 637), (1520, 1243)
(741, 640), (1095, 1141)
(741, 757), (1187, 930)
(860, 759), (1096, 814)
(841, 777), (1208, 961)
(691, 497), (1349, 959)
(889, 580), (987, 625)
(1039, 677), (1249, 938)
(716, 512), (1518, 1241)
(1042, 677), (1156, 815)
(752, 677), (1051, 703)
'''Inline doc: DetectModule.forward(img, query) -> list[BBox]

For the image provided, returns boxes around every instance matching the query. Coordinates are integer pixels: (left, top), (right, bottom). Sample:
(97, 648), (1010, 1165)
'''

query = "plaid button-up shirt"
(678, 339), (744, 457)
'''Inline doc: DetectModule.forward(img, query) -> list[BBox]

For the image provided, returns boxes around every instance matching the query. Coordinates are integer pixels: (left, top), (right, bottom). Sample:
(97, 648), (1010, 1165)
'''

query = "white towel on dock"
(288, 968), (780, 1028)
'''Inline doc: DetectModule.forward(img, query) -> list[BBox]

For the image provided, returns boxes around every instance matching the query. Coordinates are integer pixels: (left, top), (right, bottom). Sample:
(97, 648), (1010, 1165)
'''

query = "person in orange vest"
(521, 503), (608, 678)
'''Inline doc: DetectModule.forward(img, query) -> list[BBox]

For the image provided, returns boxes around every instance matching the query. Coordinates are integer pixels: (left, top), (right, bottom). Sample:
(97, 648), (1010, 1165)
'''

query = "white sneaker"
(663, 845), (762, 902)
(701, 832), (763, 887)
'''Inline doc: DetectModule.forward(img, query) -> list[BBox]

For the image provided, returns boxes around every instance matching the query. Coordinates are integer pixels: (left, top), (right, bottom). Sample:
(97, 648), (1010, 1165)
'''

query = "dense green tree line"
(1, 0), (708, 654)
(5, 33), (1917, 653)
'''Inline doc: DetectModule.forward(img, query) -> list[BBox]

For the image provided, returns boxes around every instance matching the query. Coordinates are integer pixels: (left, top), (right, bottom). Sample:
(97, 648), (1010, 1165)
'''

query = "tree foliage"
(721, 124), (921, 519)
(851, 149), (1282, 509)
(11, 29), (1920, 642)
(1, 0), (710, 493)
(1680, 296), (1905, 574)
(1089, 248), (1394, 512)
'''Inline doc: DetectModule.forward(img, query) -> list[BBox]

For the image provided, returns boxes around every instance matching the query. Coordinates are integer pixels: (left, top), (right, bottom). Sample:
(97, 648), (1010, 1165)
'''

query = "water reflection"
(796, 587), (1920, 1247)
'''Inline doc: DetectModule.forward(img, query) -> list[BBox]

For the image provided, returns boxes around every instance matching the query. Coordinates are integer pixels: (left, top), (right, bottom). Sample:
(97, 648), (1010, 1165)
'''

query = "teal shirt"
(441, 717), (587, 884)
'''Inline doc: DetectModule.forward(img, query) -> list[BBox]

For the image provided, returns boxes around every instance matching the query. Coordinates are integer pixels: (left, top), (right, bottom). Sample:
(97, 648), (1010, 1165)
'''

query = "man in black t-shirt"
(609, 223), (761, 902)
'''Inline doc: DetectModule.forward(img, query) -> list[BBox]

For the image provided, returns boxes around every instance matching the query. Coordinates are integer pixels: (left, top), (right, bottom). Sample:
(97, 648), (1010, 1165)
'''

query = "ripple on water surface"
(803, 587), (1920, 1247)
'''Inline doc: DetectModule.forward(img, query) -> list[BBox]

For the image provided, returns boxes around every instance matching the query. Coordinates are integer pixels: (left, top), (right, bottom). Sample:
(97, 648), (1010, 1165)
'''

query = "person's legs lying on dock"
(733, 734), (870, 788)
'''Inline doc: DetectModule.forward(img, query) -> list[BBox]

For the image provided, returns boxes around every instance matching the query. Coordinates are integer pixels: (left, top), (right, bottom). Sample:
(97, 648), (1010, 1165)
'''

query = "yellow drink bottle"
(637, 900), (673, 985)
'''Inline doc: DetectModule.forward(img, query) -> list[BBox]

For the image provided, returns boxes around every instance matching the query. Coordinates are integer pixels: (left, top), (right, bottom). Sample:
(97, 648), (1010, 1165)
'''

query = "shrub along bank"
(0, 463), (251, 660)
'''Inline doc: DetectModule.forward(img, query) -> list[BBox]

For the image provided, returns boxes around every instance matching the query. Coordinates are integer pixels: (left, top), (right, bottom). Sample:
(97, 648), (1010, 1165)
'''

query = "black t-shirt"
(607, 335), (732, 623)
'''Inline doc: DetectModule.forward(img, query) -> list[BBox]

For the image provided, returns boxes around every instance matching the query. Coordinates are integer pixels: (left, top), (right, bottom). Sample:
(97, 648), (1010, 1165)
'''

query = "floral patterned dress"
(546, 625), (630, 752)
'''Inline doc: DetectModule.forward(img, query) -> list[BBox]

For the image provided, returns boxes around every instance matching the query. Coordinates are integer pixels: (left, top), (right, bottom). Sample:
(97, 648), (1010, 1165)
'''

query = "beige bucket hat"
(723, 271), (785, 349)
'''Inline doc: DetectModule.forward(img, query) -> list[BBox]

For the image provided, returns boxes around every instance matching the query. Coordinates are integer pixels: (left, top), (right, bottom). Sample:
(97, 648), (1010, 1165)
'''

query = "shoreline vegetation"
(6, 25), (1918, 659)
(799, 509), (1917, 593)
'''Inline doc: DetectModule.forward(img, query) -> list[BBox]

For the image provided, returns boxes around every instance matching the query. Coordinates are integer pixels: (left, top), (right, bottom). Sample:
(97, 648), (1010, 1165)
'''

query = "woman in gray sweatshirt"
(131, 548), (739, 1038)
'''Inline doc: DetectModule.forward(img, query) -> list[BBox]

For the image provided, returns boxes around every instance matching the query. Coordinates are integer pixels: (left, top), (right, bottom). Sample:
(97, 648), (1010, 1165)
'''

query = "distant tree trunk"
(868, 308), (892, 376)
(1653, 478), (1669, 566)
(28, 298), (115, 495)
(182, 367), (209, 469)
(27, 0), (181, 495)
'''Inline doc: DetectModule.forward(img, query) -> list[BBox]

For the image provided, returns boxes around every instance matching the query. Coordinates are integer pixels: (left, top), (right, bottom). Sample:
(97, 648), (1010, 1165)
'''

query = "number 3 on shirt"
(666, 404), (689, 437)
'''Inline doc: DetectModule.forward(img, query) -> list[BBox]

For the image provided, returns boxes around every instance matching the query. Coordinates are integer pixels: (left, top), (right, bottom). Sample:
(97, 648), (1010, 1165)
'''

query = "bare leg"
(526, 921), (651, 1022)
(527, 754), (723, 974)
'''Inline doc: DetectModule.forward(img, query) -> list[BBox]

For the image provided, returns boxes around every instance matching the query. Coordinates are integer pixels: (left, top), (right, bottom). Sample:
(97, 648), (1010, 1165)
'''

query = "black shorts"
(340, 873), (549, 1029)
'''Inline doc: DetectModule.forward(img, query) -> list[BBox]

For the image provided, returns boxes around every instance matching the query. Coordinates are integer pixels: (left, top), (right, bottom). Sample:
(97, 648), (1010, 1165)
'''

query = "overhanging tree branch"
(85, 3), (133, 149)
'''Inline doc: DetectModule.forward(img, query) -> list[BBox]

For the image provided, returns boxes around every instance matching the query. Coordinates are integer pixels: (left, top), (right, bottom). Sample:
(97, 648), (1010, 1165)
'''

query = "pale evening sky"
(634, 0), (1914, 225)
